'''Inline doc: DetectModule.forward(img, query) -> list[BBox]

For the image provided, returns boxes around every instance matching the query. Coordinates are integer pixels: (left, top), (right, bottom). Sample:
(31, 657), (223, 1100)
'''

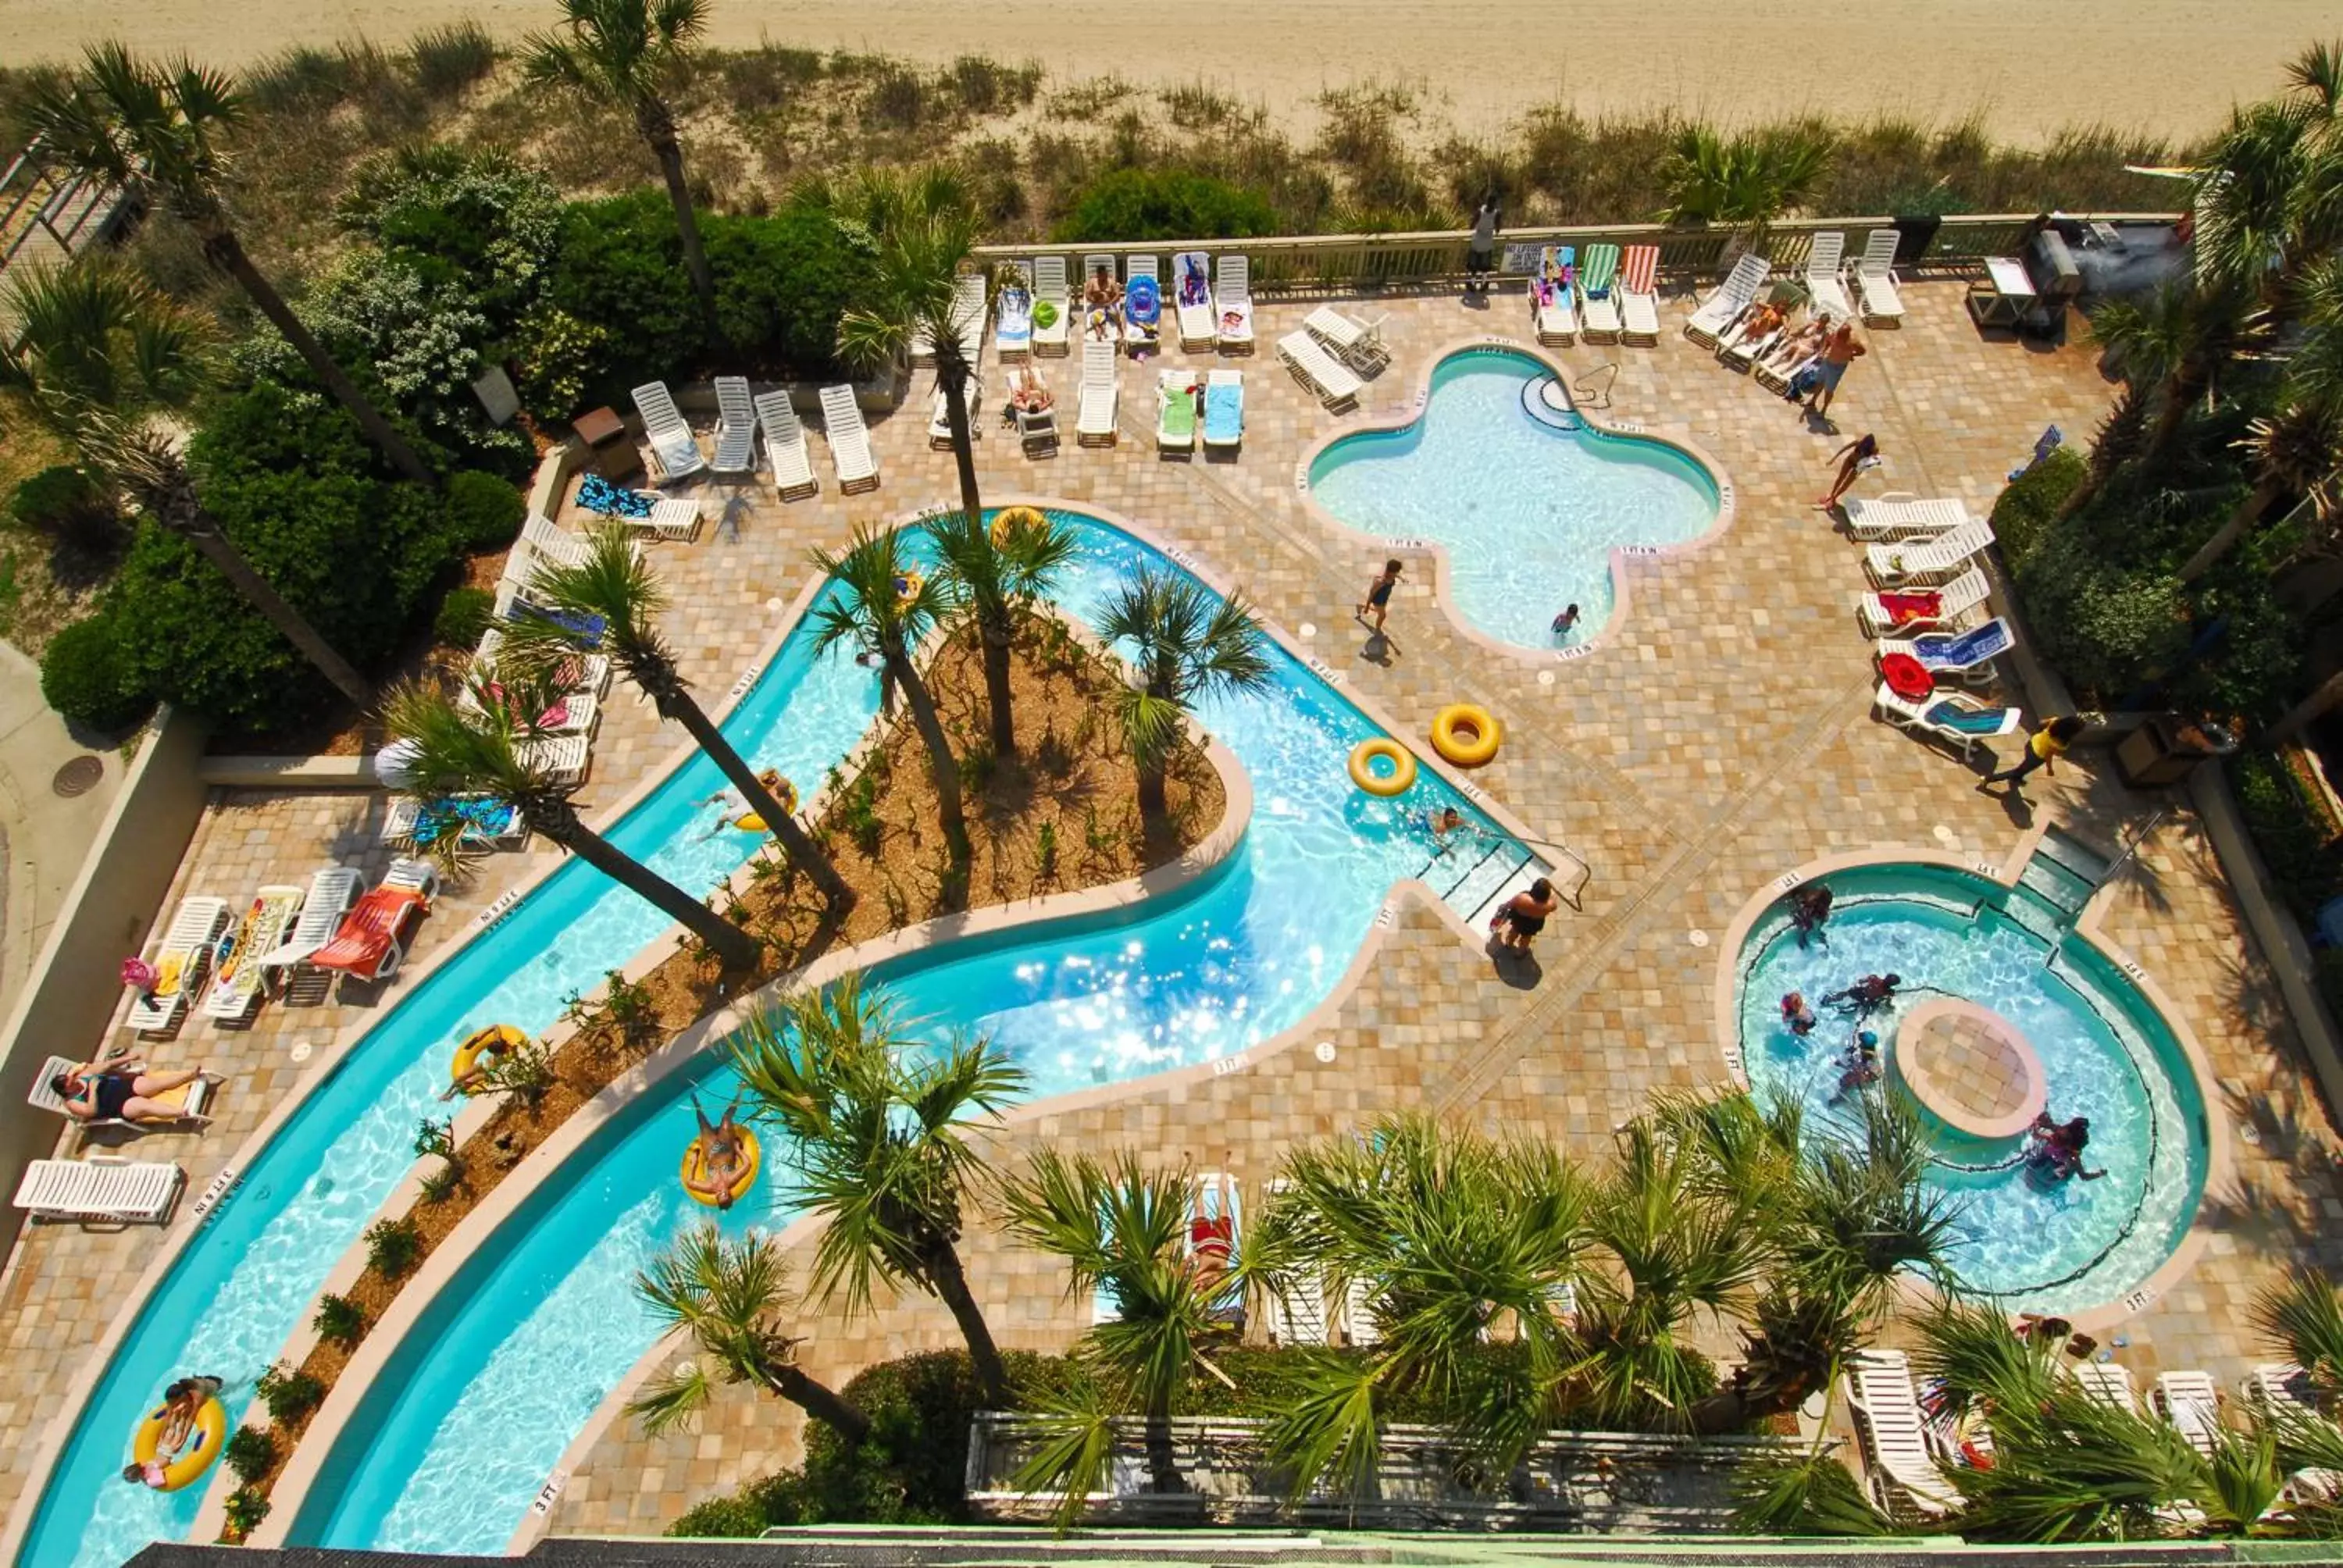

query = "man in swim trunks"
(683, 1099), (751, 1210)
(1085, 263), (1124, 340)
(1490, 878), (1561, 953)
(1357, 558), (1402, 634)
(52, 1060), (210, 1124)
(1802, 321), (1867, 417)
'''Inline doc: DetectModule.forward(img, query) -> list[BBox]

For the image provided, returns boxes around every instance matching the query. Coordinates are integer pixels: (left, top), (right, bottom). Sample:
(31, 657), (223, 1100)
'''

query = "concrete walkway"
(0, 640), (120, 1028)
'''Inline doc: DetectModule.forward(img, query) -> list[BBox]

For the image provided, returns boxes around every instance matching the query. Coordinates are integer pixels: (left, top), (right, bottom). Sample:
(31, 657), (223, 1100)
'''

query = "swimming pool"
(1734, 864), (2209, 1313)
(1305, 347), (1721, 650)
(285, 510), (1533, 1555)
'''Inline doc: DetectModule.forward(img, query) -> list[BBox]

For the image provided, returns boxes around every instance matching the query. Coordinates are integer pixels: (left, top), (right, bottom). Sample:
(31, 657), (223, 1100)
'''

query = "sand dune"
(10, 0), (2326, 144)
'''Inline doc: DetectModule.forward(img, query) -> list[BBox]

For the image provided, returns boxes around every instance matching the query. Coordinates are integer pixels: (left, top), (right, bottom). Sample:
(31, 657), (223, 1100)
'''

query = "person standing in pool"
(1357, 558), (1402, 634)
(1551, 603), (1581, 640)
(1780, 991), (1817, 1035)
(1788, 882), (1835, 946)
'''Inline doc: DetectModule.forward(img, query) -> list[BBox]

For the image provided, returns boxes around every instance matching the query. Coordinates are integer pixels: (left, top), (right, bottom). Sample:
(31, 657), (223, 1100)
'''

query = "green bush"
(1054, 168), (1278, 242)
(11, 465), (122, 552)
(224, 1424), (279, 1485)
(433, 586), (495, 648)
(1989, 445), (2084, 570)
(364, 1215), (424, 1278)
(313, 1292), (367, 1348)
(2013, 524), (2189, 706)
(2228, 749), (2342, 922)
(667, 1489), (783, 1539)
(545, 191), (708, 405)
(444, 470), (523, 552)
(341, 143), (560, 332)
(705, 205), (876, 377)
(256, 1362), (326, 1424)
(41, 614), (154, 734)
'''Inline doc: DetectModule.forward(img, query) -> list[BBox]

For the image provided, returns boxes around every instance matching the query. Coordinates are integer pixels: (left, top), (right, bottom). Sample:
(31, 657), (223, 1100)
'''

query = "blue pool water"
(1735, 866), (2208, 1313)
(1306, 348), (1718, 649)
(291, 514), (1531, 1555)
(26, 511), (1523, 1567)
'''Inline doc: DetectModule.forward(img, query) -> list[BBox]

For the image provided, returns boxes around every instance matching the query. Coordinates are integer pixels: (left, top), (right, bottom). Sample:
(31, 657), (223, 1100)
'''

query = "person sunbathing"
(1010, 378), (1055, 413)
(683, 1099), (753, 1209)
(1084, 265), (1124, 339)
(52, 1060), (211, 1124)
(1760, 316), (1830, 372)
(1731, 301), (1786, 349)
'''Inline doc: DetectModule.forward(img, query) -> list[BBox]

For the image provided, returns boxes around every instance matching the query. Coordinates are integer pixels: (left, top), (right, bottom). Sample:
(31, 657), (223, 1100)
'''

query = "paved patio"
(3, 276), (2338, 1545)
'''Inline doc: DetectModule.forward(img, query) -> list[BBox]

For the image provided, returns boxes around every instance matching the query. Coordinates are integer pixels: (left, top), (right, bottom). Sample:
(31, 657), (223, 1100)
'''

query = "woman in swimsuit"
(1491, 878), (1561, 952)
(52, 1060), (208, 1124)
(1357, 558), (1402, 633)
(682, 1098), (751, 1209)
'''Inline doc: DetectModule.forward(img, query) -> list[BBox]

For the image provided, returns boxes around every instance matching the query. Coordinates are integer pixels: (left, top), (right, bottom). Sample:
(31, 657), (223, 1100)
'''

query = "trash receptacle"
(1892, 215), (1943, 268)
(573, 405), (637, 482)
(2113, 715), (2219, 788)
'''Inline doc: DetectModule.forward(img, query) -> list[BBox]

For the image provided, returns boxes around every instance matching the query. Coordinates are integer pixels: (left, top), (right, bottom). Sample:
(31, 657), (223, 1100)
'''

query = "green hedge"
(1989, 446), (2084, 571)
(2227, 748), (2343, 924)
(41, 615), (153, 735)
(1054, 169), (1279, 243)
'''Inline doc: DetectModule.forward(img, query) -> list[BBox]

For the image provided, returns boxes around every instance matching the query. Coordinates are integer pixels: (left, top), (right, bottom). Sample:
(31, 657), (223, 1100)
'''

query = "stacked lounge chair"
(1877, 617), (2016, 686)
(124, 896), (230, 1033)
(1533, 245), (1576, 345)
(1867, 518), (1995, 587)
(2153, 1370), (2225, 1459)
(754, 390), (818, 501)
(1077, 341), (1118, 447)
(1204, 369), (1243, 451)
(1214, 255), (1255, 353)
(201, 883), (308, 1023)
(711, 376), (757, 476)
(1123, 255), (1162, 351)
(820, 385), (880, 493)
(951, 272), (987, 368)
(1858, 564), (1992, 636)
(1303, 305), (1388, 374)
(14, 1156), (184, 1223)
(1278, 330), (1363, 412)
(1578, 244), (1622, 343)
(1172, 251), (1217, 351)
(1853, 230), (1906, 326)
(993, 261), (1033, 360)
(1619, 245), (1662, 346)
(1685, 253), (1770, 347)
(929, 377), (983, 449)
(1873, 682), (2023, 761)
(1845, 1349), (1960, 1523)
(1803, 230), (1855, 320)
(629, 381), (705, 483)
(256, 864), (363, 1000)
(1031, 255), (1072, 357)
(310, 860), (440, 985)
(1156, 369), (1197, 454)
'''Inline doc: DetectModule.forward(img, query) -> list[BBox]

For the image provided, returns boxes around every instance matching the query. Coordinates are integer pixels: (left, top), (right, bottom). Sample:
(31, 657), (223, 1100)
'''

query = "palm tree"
(729, 975), (1027, 1406)
(521, 0), (717, 341)
(2079, 279), (2257, 478)
(381, 668), (758, 968)
(501, 522), (851, 904)
(808, 524), (968, 865)
(925, 507), (1078, 756)
(1000, 1149), (1222, 1495)
(625, 1224), (871, 1444)
(2177, 392), (2343, 579)
(2252, 1267), (2343, 1392)
(0, 261), (373, 707)
(1096, 567), (1270, 821)
(1658, 127), (1833, 258)
(25, 44), (433, 486)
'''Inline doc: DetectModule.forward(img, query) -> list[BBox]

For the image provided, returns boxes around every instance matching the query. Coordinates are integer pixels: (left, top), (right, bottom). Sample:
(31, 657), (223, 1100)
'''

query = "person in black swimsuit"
(1357, 558), (1402, 634)
(51, 1060), (209, 1124)
(1490, 878), (1561, 952)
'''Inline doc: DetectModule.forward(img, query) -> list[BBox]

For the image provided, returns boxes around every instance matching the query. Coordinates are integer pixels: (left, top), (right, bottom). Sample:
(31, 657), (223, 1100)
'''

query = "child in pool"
(1780, 991), (1817, 1035)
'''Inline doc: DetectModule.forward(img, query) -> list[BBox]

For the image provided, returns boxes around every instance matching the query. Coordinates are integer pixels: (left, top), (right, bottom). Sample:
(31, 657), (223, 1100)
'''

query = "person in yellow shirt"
(1985, 714), (2085, 793)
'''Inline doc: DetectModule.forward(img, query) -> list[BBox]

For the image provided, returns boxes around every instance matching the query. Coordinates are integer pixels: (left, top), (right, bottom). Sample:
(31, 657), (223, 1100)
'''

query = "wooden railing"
(0, 141), (127, 274)
(974, 212), (2182, 294)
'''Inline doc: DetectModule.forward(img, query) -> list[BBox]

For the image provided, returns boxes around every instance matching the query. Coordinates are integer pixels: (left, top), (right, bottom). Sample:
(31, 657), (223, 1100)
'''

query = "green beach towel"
(1581, 244), (1619, 297)
(1161, 384), (1197, 439)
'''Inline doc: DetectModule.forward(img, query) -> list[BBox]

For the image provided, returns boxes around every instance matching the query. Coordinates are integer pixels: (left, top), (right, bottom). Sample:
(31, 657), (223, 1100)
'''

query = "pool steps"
(1518, 374), (1584, 431)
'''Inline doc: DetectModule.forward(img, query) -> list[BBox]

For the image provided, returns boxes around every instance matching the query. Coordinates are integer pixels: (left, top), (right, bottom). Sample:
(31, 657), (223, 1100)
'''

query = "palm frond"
(1731, 1445), (1898, 1536)
(1008, 1384), (1120, 1532)
(624, 1359), (717, 1437)
(1262, 1352), (1385, 1503)
(2249, 1267), (2343, 1388)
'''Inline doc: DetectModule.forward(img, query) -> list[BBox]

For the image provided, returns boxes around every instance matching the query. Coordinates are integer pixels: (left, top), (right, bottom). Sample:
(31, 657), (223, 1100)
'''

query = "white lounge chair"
(1846, 1349), (1960, 1522)
(1718, 304), (1787, 369)
(30, 1057), (216, 1128)
(1278, 330), (1364, 412)
(1077, 341), (1118, 447)
(819, 385), (880, 493)
(1578, 243), (1622, 343)
(1303, 305), (1387, 374)
(1339, 1276), (1382, 1349)
(1204, 369), (1243, 451)
(1803, 231), (1854, 321)
(383, 793), (529, 850)
(993, 260), (1033, 360)
(1853, 230), (1906, 326)
(1876, 617), (2016, 686)
(2245, 1366), (2343, 1506)
(1214, 255), (1255, 353)
(2153, 1370), (2224, 1459)
(1264, 1181), (1328, 1346)
(1156, 369), (1197, 454)
(124, 896), (230, 1033)
(1004, 365), (1059, 455)
(929, 377), (982, 449)
(255, 865), (362, 997)
(201, 883), (307, 1022)
(1858, 564), (1992, 637)
(711, 376), (756, 475)
(1867, 519), (1995, 586)
(1843, 492), (1977, 541)
(1031, 255), (1072, 357)
(1872, 682), (2024, 761)
(629, 381), (705, 484)
(641, 497), (703, 543)
(1619, 245), (1662, 346)
(1685, 253), (1770, 347)
(1532, 248), (1577, 347)
(2072, 1360), (2138, 1414)
(14, 1155), (184, 1223)
(520, 732), (590, 786)
(950, 272), (987, 369)
(1123, 254), (1162, 351)
(1079, 252), (1119, 344)
(754, 390), (818, 501)
(1172, 251), (1217, 351)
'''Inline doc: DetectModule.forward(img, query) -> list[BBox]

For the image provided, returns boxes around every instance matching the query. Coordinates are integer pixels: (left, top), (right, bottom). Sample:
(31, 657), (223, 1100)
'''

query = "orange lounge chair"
(311, 860), (440, 982)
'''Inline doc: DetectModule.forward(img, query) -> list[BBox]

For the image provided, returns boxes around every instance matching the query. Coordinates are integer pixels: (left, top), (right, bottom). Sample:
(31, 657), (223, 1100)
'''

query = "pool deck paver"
(2, 277), (2340, 1545)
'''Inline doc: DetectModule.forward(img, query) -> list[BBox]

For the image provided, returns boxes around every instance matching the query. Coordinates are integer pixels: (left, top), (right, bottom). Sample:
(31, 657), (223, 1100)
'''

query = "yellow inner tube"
(992, 505), (1046, 546)
(893, 569), (925, 608)
(451, 1023), (528, 1092)
(1347, 738), (1418, 797)
(131, 1396), (226, 1492)
(734, 775), (797, 833)
(1432, 704), (1502, 768)
(682, 1126), (761, 1206)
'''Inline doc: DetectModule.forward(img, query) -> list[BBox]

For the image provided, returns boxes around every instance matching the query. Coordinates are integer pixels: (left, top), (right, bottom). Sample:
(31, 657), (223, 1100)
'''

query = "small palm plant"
(626, 1224), (871, 1444)
(381, 668), (758, 968)
(1658, 127), (1833, 258)
(729, 974), (1027, 1406)
(0, 262), (373, 707)
(1001, 1149), (1223, 1501)
(26, 43), (433, 485)
(2252, 1267), (2343, 1394)
(925, 507), (1078, 755)
(1096, 567), (1270, 821)
(502, 522), (851, 904)
(809, 524), (968, 865)
(521, 0), (718, 340)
